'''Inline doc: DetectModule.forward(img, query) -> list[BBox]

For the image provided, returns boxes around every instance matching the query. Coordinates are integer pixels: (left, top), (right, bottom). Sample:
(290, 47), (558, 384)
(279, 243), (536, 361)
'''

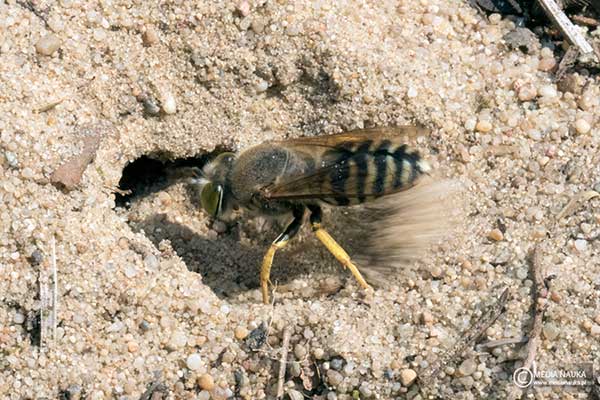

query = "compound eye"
(200, 183), (222, 217)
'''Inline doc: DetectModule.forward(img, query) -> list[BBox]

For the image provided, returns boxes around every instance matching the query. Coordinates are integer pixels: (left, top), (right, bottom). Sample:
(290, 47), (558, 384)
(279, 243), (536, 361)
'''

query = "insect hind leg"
(308, 205), (371, 292)
(260, 206), (305, 304)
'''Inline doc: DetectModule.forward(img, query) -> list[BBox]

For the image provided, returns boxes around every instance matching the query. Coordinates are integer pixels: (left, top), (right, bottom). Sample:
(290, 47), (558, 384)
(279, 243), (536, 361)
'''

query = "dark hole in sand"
(114, 151), (326, 301)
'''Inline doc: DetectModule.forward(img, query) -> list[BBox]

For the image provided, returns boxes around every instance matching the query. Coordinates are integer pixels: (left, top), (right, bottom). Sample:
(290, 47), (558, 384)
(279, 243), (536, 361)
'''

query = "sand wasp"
(195, 126), (432, 304)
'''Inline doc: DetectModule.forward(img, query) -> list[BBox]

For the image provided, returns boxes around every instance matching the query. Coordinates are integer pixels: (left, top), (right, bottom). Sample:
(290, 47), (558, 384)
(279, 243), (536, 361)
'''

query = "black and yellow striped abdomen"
(318, 139), (430, 206)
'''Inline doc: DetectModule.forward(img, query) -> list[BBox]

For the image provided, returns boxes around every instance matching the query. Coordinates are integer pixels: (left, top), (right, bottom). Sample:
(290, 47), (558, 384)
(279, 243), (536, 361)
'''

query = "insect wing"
(262, 127), (428, 203)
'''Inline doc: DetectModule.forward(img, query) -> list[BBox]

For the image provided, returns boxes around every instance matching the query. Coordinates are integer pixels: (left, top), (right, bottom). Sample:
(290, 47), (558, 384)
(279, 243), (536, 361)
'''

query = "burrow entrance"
(114, 151), (337, 302)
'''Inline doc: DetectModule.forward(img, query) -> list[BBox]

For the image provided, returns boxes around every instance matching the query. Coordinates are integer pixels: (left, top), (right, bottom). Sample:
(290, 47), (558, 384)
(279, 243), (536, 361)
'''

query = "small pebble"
(234, 326), (249, 340)
(430, 265), (443, 278)
(255, 79), (269, 93)
(574, 119), (591, 134)
(330, 358), (344, 370)
(538, 57), (556, 72)
(35, 34), (61, 56)
(313, 348), (325, 359)
(5, 151), (18, 167)
(591, 325), (600, 337)
(574, 239), (587, 252)
(124, 265), (137, 278)
(489, 13), (501, 24)
(359, 383), (373, 397)
(142, 27), (160, 46)
(186, 353), (202, 370)
(400, 369), (417, 386)
(290, 361), (302, 377)
(294, 343), (307, 359)
(161, 92), (177, 114)
(518, 84), (537, 101)
(327, 370), (344, 386)
(539, 85), (557, 99)
(13, 313), (25, 324)
(542, 323), (560, 341)
(127, 341), (139, 352)
(488, 229), (504, 241)
(117, 237), (129, 250)
(421, 311), (434, 325)
(198, 391), (210, 400)
(237, 1), (251, 16)
(475, 120), (492, 133)
(198, 374), (215, 390)
(458, 358), (477, 376)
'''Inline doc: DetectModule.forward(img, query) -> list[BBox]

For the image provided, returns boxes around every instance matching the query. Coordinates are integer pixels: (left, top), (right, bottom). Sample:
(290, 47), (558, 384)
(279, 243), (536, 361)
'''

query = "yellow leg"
(312, 223), (371, 290)
(260, 207), (305, 304)
(260, 240), (288, 304)
(308, 205), (371, 291)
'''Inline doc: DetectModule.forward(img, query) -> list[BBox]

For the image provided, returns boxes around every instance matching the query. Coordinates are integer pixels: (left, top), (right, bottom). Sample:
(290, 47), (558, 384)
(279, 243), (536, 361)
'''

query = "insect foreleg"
(260, 206), (305, 304)
(308, 205), (372, 292)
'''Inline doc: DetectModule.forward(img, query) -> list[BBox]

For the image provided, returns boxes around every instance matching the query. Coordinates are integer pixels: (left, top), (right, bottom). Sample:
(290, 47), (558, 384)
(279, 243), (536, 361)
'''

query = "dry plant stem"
(571, 14), (600, 27)
(52, 236), (58, 343)
(476, 337), (528, 350)
(556, 190), (599, 220)
(536, 0), (593, 53)
(522, 245), (548, 372)
(423, 288), (510, 386)
(277, 327), (292, 399)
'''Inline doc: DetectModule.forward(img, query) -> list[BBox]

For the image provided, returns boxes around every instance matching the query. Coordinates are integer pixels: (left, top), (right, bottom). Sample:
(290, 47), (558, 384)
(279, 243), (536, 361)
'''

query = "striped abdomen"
(320, 139), (430, 206)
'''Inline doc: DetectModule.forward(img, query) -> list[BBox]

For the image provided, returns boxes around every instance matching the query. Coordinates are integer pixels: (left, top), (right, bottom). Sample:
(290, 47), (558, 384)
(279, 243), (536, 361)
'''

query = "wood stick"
(422, 288), (510, 387)
(276, 327), (291, 399)
(52, 236), (58, 343)
(522, 245), (550, 372)
(536, 0), (593, 54)
(476, 337), (528, 351)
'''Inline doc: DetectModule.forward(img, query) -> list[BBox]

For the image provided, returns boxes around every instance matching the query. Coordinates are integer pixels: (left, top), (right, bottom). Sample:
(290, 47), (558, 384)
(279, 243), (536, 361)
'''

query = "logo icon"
(513, 367), (534, 388)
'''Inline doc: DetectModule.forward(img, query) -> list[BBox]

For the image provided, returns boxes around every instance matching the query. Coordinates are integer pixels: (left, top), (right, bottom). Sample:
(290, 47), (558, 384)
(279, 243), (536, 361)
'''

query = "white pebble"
(407, 86), (418, 98)
(255, 79), (269, 93)
(161, 92), (177, 114)
(574, 239), (587, 252)
(35, 34), (61, 56)
(13, 312), (25, 324)
(574, 119), (591, 134)
(464, 118), (476, 131)
(124, 265), (137, 278)
(186, 353), (202, 370)
(539, 85), (557, 99)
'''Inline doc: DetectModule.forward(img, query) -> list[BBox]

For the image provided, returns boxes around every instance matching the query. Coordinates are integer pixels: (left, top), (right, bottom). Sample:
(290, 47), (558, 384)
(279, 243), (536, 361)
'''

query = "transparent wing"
(262, 127), (428, 201)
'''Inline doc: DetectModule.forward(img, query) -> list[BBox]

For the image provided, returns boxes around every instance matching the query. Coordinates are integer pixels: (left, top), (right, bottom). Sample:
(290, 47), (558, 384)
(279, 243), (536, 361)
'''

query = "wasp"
(195, 126), (432, 304)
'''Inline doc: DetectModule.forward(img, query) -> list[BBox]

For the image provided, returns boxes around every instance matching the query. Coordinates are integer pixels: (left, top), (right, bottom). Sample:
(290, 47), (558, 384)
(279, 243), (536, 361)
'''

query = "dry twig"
(423, 288), (510, 386)
(276, 327), (292, 399)
(571, 14), (600, 27)
(556, 190), (599, 220)
(522, 245), (552, 372)
(52, 236), (58, 342)
(536, 0), (593, 54)
(476, 336), (528, 351)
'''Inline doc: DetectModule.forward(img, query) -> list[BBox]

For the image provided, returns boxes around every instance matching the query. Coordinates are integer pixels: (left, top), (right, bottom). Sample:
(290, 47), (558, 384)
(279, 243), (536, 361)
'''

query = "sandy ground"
(1, 0), (600, 399)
